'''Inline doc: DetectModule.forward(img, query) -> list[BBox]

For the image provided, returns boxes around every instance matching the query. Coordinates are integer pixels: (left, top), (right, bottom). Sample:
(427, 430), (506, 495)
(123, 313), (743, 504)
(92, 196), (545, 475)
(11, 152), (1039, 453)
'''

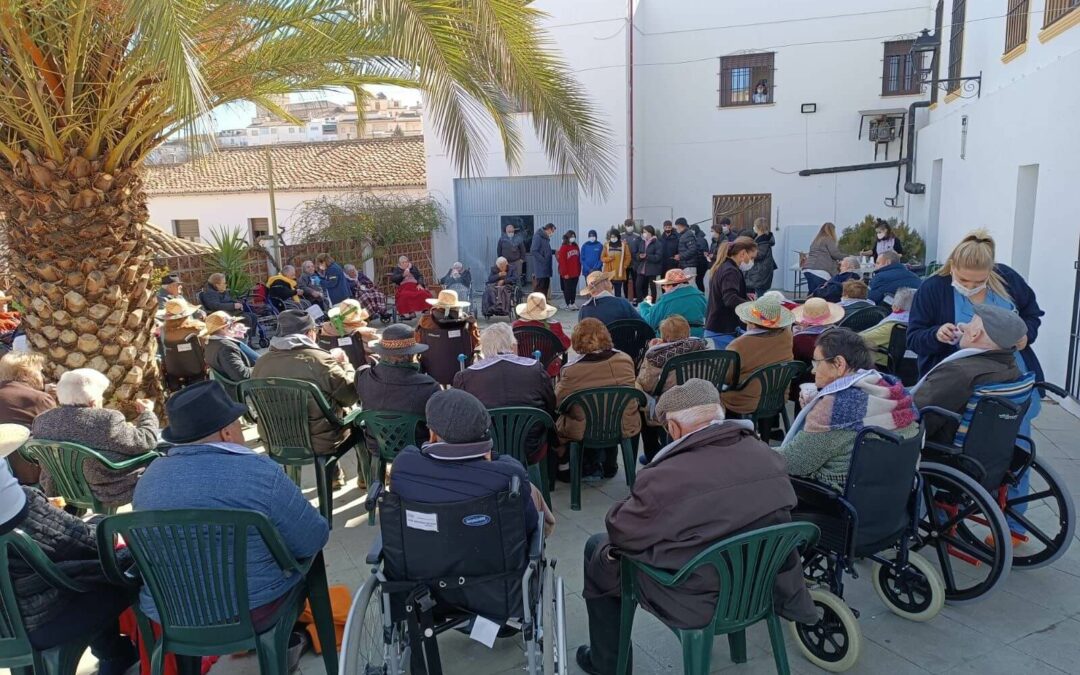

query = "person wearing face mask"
(580, 229), (604, 277)
(600, 227), (631, 297)
(704, 237), (758, 349)
(707, 217), (736, 265)
(861, 218), (905, 260)
(557, 230), (582, 310)
(622, 220), (643, 304)
(632, 225), (664, 303)
(659, 220), (680, 273)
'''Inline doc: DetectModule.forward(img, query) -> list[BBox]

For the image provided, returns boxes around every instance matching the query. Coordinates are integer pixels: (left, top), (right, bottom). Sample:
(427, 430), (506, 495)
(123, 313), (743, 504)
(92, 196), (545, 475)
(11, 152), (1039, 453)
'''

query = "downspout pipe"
(798, 160), (904, 177)
(904, 100), (932, 194)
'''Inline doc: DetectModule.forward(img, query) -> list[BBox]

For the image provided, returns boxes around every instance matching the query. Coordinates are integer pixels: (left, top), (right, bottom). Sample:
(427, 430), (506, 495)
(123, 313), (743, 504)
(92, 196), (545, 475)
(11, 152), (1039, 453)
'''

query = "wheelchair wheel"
(915, 462), (1012, 604)
(340, 575), (409, 675)
(541, 564), (555, 675)
(1005, 457), (1076, 569)
(790, 589), (861, 672)
(871, 550), (945, 622)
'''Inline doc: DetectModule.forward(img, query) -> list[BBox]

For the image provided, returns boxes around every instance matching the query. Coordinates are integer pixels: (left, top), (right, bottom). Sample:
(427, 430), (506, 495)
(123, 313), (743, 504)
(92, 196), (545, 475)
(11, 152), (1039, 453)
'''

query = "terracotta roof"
(143, 136), (426, 196)
(144, 225), (212, 257)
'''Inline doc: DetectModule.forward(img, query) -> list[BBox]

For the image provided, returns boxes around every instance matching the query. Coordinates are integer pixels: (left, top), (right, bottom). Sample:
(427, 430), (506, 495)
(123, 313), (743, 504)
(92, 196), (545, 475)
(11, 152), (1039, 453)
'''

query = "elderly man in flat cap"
(575, 379), (815, 675)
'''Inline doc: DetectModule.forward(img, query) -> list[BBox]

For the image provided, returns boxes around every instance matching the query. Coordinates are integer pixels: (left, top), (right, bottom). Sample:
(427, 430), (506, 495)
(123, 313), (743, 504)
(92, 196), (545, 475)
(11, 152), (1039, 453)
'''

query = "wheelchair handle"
(533, 350), (542, 361)
(1035, 381), (1068, 398)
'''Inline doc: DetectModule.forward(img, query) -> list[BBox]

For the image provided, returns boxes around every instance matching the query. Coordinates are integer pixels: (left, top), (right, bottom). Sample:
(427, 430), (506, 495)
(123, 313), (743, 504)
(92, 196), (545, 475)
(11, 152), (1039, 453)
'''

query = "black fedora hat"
(368, 323), (428, 357)
(162, 381), (247, 444)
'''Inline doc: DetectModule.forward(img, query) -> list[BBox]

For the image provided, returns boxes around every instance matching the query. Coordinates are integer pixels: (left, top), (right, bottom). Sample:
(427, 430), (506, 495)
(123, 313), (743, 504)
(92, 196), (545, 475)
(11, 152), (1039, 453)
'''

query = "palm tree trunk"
(0, 153), (162, 407)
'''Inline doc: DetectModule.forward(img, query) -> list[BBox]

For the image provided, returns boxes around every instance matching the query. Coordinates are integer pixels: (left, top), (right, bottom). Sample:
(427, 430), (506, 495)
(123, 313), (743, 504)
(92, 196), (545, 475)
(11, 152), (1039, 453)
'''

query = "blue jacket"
(638, 284), (707, 336)
(809, 271), (859, 303)
(907, 264), (1043, 379)
(133, 443), (330, 620)
(531, 230), (554, 279)
(868, 263), (922, 305)
(579, 294), (639, 324)
(321, 262), (350, 304)
(390, 445), (538, 539)
(580, 241), (604, 275)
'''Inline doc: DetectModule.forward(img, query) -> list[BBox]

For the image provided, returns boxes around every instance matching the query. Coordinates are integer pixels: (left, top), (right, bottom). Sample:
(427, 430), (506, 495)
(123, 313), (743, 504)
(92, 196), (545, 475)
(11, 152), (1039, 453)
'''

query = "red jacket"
(557, 244), (581, 279)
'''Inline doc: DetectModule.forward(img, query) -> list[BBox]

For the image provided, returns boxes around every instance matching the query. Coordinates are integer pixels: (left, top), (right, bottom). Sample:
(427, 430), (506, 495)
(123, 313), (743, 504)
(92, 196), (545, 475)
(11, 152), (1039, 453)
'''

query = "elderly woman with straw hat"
(320, 299), (378, 368)
(204, 311), (260, 382)
(415, 289), (480, 385)
(636, 268), (707, 337)
(721, 295), (795, 415)
(790, 297), (845, 364)
(512, 292), (571, 377)
(161, 297), (206, 345)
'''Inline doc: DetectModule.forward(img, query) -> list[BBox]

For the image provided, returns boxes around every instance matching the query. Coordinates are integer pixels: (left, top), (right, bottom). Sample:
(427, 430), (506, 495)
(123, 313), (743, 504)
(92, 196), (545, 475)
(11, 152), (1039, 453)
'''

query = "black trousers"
(694, 263), (707, 292)
(639, 424), (664, 463)
(612, 280), (625, 298)
(634, 272), (654, 304)
(533, 276), (551, 296)
(560, 276), (578, 307)
(626, 268), (637, 302)
(584, 533), (630, 675)
(29, 585), (136, 674)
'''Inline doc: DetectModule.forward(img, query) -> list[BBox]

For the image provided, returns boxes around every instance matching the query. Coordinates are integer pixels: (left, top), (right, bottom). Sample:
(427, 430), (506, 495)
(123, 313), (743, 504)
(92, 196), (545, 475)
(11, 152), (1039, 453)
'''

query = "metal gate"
(453, 175), (579, 283)
(1067, 236), (1080, 398)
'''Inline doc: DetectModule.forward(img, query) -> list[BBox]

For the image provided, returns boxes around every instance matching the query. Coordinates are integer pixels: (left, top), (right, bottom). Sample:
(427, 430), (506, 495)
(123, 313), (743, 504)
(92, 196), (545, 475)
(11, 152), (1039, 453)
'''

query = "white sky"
(208, 85), (422, 131)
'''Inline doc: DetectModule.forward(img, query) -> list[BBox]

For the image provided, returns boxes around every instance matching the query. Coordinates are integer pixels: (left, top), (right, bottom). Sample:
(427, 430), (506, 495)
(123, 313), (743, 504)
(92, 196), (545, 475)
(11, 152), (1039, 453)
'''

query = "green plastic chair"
(488, 406), (555, 507)
(557, 386), (646, 511)
(0, 529), (96, 675)
(208, 369), (256, 424)
(238, 377), (362, 528)
(653, 349), (741, 397)
(98, 509), (337, 675)
(20, 439), (158, 515)
(727, 361), (806, 439)
(616, 522), (820, 675)
(355, 409), (425, 524)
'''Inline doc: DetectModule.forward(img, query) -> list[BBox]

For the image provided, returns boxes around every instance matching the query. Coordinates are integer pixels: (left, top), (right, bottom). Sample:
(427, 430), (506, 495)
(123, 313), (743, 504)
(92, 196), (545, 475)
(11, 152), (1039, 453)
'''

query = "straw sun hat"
(426, 289), (470, 310)
(204, 311), (238, 335)
(327, 299), (371, 326)
(735, 294), (795, 329)
(578, 271), (613, 297)
(654, 268), (696, 287)
(791, 297), (845, 327)
(162, 297), (201, 321)
(516, 292), (559, 321)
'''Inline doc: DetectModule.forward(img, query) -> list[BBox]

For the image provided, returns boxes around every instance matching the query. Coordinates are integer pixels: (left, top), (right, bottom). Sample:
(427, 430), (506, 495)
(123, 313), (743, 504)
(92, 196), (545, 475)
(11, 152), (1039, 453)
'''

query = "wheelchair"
(341, 478), (568, 675)
(790, 426), (945, 672)
(915, 378), (1075, 603)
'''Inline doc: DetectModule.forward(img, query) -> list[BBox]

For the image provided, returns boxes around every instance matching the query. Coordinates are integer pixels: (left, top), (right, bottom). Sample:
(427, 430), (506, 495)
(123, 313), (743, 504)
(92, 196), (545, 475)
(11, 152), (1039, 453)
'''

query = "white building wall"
(907, 6), (1080, 385)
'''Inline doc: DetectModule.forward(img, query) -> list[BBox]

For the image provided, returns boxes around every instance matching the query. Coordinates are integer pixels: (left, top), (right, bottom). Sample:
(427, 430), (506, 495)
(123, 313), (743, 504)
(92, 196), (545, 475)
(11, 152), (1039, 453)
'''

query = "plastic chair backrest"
(316, 334), (368, 369)
(839, 306), (889, 332)
(740, 361), (805, 419)
(21, 440), (117, 512)
(558, 386), (646, 447)
(163, 333), (206, 378)
(417, 321), (476, 386)
(956, 373), (1034, 490)
(654, 350), (741, 397)
(844, 427), (923, 555)
(357, 410), (425, 462)
(513, 326), (566, 371)
(488, 407), (554, 467)
(622, 522), (819, 633)
(607, 319), (656, 370)
(238, 378), (341, 465)
(97, 509), (304, 654)
(208, 368), (243, 405)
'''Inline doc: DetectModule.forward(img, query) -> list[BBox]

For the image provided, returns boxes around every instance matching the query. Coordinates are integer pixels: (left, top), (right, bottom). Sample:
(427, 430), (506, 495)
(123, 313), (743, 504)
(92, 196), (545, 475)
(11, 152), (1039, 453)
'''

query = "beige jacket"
(555, 350), (641, 443)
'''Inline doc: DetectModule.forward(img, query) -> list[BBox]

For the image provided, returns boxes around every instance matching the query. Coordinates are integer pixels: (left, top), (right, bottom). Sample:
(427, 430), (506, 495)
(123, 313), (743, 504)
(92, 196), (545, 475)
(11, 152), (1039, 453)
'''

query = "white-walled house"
(144, 137), (427, 245)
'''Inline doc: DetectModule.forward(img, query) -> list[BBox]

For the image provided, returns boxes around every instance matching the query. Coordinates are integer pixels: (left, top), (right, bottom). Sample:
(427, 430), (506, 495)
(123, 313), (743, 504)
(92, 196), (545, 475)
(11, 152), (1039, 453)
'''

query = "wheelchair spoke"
(1005, 509), (1056, 547)
(1007, 489), (1054, 507)
(940, 531), (995, 565)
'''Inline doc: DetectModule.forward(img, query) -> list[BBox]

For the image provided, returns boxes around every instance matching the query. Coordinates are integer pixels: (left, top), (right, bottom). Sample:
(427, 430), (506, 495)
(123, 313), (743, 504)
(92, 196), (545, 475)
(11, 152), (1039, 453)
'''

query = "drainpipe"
(627, 0), (634, 220)
(904, 100), (932, 194)
(798, 160), (904, 177)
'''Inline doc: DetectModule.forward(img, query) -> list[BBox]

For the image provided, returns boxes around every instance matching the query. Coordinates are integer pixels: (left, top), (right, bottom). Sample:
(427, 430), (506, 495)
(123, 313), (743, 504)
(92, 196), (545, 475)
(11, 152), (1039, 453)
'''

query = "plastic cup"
(799, 383), (818, 404)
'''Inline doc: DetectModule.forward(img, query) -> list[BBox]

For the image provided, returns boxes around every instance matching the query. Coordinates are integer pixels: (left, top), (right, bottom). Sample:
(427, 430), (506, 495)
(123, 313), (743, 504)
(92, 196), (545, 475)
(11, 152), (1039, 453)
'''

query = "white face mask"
(952, 280), (986, 298)
(569, 237), (576, 244)
(738, 261), (754, 272)
(722, 226), (730, 234)
(588, 236), (597, 242)
(610, 237), (619, 244)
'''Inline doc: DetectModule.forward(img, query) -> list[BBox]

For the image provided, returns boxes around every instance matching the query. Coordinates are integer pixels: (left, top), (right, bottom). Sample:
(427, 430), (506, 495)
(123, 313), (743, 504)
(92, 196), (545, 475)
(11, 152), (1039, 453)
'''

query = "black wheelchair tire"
(1007, 457), (1076, 569)
(790, 589), (861, 672)
(871, 551), (945, 622)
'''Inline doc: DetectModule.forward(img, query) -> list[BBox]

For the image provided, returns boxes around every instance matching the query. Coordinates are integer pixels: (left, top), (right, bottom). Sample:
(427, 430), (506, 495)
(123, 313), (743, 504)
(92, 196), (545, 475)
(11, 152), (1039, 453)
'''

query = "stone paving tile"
(1011, 618), (1080, 675)
(944, 644), (1067, 674)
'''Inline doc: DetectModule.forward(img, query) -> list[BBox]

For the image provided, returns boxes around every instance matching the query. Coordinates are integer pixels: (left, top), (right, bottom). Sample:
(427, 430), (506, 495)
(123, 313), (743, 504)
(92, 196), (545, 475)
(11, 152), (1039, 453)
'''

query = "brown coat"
(723, 329), (794, 414)
(0, 381), (55, 483)
(554, 350), (640, 443)
(251, 340), (357, 455)
(584, 422), (817, 628)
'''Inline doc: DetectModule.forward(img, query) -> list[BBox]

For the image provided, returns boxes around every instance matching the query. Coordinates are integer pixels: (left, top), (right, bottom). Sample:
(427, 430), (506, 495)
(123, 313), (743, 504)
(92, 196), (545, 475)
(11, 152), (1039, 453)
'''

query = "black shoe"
(556, 464), (571, 483)
(602, 463), (618, 479)
(576, 646), (603, 675)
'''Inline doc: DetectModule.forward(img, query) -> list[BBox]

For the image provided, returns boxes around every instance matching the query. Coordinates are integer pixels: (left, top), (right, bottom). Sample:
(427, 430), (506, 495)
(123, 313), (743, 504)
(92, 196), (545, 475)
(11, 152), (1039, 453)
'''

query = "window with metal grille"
(712, 193), (772, 233)
(1004, 0), (1030, 52)
(1044, 0), (1080, 27)
(882, 40), (921, 95)
(947, 0), (966, 93)
(172, 219), (200, 241)
(719, 53), (775, 107)
(249, 217), (269, 241)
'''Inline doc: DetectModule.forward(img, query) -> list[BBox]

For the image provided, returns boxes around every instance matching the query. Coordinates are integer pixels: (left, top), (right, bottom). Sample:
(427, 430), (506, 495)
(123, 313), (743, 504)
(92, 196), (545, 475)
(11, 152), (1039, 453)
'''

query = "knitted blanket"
(803, 371), (917, 436)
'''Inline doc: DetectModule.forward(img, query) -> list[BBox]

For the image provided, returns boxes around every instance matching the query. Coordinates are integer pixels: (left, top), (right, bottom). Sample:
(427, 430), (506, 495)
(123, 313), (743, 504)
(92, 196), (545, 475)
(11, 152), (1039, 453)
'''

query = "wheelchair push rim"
(340, 575), (410, 675)
(871, 550), (946, 622)
(1002, 456), (1076, 569)
(915, 462), (1012, 604)
(790, 588), (862, 672)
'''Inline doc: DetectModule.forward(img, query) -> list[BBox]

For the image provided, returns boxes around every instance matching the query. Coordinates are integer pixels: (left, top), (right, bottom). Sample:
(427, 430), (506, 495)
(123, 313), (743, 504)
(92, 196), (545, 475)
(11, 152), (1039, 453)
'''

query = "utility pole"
(266, 145), (281, 271)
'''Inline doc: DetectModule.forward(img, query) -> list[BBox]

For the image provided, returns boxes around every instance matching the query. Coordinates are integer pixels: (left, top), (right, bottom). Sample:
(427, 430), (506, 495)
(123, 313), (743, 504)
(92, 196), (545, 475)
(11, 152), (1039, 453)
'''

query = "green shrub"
(205, 228), (255, 296)
(839, 215), (925, 264)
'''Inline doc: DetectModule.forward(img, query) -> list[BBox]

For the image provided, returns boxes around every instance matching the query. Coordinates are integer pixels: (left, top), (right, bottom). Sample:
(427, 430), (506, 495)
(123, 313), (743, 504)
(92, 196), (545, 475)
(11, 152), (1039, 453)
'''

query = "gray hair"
(841, 256), (861, 272)
(878, 250), (901, 266)
(56, 368), (110, 406)
(398, 255), (409, 265)
(283, 264), (296, 276)
(344, 263), (357, 274)
(893, 286), (916, 311)
(495, 256), (508, 267)
(301, 260), (315, 272)
(451, 261), (463, 270)
(479, 323), (517, 358)
(666, 403), (725, 430)
(208, 272), (225, 286)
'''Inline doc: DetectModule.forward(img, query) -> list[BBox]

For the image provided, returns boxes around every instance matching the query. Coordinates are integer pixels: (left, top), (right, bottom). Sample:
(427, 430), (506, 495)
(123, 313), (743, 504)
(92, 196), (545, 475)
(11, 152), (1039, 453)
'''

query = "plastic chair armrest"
(10, 529), (90, 593)
(101, 450), (161, 471)
(342, 407), (365, 427)
(366, 532), (384, 565)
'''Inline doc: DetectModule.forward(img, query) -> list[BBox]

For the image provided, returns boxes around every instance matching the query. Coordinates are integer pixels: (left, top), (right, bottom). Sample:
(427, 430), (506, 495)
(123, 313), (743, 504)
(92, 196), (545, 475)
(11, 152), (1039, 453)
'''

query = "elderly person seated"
(555, 318), (641, 483)
(415, 290), (480, 385)
(722, 295), (795, 416)
(390, 255), (433, 320)
(0, 352), (55, 484)
(320, 299), (377, 367)
(808, 255), (861, 303)
(133, 382), (329, 631)
(512, 293), (571, 377)
(869, 250), (922, 305)
(298, 260), (329, 311)
(576, 379), (816, 675)
(161, 297), (206, 345)
(440, 261), (472, 298)
(31, 369), (159, 509)
(912, 304), (1026, 445)
(791, 297), (844, 363)
(204, 311), (260, 382)
(778, 328), (918, 490)
(454, 323), (556, 465)
(267, 265), (305, 310)
(344, 264), (390, 321)
(839, 279), (874, 318)
(637, 268), (707, 337)
(390, 389), (555, 537)
(0, 425), (139, 675)
(201, 273), (258, 341)
(861, 287), (916, 366)
(578, 271), (638, 324)
(482, 256), (519, 316)
(156, 272), (184, 310)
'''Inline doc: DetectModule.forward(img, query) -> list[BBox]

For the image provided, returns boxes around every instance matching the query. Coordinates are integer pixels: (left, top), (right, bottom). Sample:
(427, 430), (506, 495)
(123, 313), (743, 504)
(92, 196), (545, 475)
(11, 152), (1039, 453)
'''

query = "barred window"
(1044, 0), (1080, 28)
(947, 0), (966, 93)
(172, 219), (200, 242)
(1005, 0), (1030, 53)
(882, 40), (921, 95)
(249, 218), (269, 241)
(719, 53), (775, 108)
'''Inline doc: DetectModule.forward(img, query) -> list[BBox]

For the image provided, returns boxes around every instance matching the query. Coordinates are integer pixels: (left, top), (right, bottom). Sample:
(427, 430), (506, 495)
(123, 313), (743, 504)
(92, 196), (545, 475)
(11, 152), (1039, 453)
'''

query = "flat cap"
(655, 378), (721, 420)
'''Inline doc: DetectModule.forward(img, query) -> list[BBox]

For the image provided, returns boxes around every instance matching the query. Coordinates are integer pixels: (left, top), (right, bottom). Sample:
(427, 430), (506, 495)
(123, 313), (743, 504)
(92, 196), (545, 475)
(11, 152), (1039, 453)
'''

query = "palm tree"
(0, 1), (614, 405)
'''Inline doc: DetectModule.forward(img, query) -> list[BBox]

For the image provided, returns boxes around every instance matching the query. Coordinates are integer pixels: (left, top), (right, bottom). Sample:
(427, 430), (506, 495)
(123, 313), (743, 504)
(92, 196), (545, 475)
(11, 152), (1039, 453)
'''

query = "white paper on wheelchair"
(469, 616), (499, 648)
